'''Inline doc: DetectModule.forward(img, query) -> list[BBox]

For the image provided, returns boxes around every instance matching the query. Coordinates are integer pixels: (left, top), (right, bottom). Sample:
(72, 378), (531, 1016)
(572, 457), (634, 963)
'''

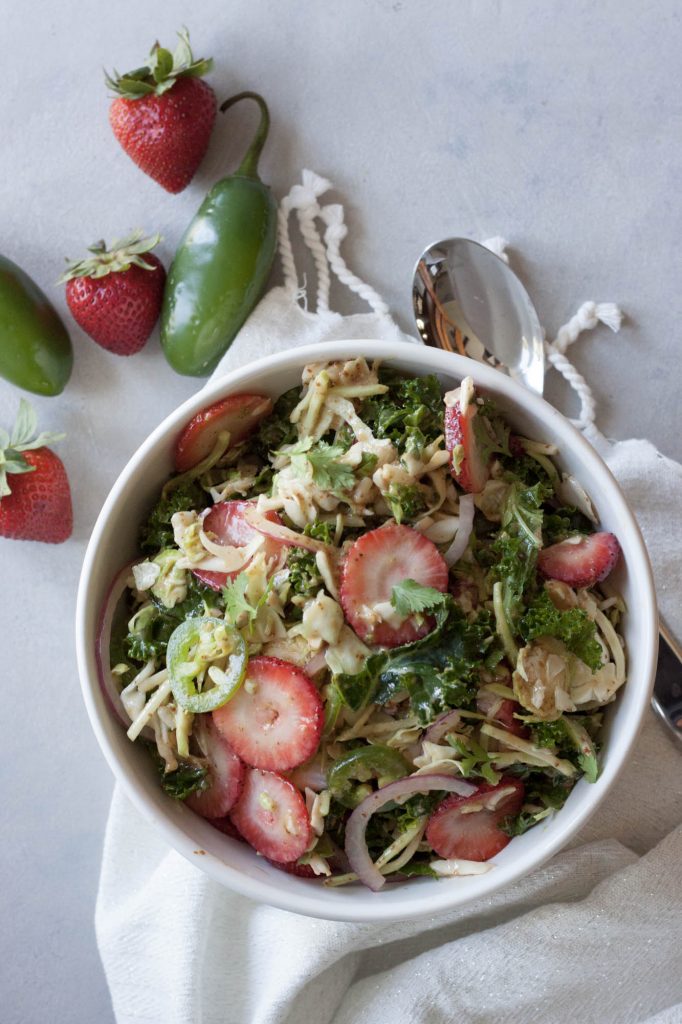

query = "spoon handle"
(652, 619), (682, 745)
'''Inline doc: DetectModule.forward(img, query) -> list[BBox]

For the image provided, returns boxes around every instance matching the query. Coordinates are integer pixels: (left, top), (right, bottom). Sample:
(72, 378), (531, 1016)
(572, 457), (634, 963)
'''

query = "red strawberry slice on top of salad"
(193, 500), (286, 592)
(213, 656), (324, 772)
(185, 720), (245, 819)
(538, 531), (621, 589)
(444, 377), (491, 493)
(229, 767), (312, 863)
(340, 523), (449, 647)
(425, 778), (525, 862)
(175, 394), (273, 472)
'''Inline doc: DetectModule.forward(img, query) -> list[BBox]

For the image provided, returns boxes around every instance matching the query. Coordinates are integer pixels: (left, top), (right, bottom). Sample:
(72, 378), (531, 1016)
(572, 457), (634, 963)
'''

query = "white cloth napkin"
(96, 172), (682, 1024)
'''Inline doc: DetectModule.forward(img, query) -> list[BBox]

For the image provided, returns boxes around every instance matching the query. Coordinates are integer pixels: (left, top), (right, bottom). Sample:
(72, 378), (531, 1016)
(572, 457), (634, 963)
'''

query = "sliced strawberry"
(175, 394), (273, 472)
(339, 523), (448, 647)
(207, 816), (246, 841)
(444, 398), (490, 493)
(213, 656), (324, 771)
(267, 858), (316, 878)
(538, 532), (621, 588)
(229, 768), (312, 863)
(477, 690), (530, 739)
(192, 500), (286, 591)
(425, 778), (525, 862)
(185, 721), (245, 819)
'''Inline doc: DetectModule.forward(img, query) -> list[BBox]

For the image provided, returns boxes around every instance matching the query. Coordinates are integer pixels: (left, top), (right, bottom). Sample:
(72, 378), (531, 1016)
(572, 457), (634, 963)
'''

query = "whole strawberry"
(60, 232), (166, 356)
(106, 29), (216, 193)
(0, 400), (72, 544)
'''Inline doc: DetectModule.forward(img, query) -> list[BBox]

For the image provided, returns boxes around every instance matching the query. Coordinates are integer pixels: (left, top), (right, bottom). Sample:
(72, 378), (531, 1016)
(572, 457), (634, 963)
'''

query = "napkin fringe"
(481, 238), (624, 436)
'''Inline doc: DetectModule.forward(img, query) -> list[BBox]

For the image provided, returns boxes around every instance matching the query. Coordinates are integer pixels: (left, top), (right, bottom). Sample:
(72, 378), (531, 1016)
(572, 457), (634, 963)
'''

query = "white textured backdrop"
(1, 2), (681, 1021)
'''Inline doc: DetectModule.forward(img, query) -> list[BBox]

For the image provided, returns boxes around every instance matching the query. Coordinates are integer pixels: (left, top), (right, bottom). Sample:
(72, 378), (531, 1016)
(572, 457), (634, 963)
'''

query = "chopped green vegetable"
(335, 602), (495, 723)
(287, 521), (335, 599)
(328, 745), (411, 807)
(385, 482), (427, 524)
(543, 505), (592, 545)
(521, 591), (602, 671)
(357, 452), (379, 477)
(139, 479), (206, 554)
(255, 386), (299, 453)
(361, 371), (443, 455)
(154, 756), (209, 800)
(447, 733), (501, 785)
(167, 616), (248, 713)
(125, 574), (219, 663)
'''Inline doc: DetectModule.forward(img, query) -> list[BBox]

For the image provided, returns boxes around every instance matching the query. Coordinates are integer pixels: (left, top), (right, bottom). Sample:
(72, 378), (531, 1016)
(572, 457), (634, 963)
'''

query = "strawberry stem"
(220, 92), (270, 180)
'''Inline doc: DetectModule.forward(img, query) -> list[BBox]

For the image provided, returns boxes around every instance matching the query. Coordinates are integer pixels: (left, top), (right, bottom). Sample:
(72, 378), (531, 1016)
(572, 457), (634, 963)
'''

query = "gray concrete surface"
(1, 1), (680, 1021)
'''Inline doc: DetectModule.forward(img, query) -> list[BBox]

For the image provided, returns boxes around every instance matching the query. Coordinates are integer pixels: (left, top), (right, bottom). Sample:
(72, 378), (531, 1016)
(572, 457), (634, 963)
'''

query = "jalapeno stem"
(220, 91), (271, 179)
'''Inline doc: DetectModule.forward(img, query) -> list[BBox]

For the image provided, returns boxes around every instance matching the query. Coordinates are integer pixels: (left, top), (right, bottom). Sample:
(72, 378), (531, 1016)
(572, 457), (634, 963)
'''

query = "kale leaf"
(520, 591), (602, 671)
(360, 372), (443, 455)
(488, 481), (550, 630)
(152, 752), (209, 800)
(139, 479), (207, 554)
(255, 386), (300, 454)
(532, 716), (600, 783)
(385, 482), (427, 524)
(126, 575), (220, 664)
(335, 602), (496, 723)
(543, 505), (593, 545)
(499, 772), (575, 836)
(287, 521), (336, 599)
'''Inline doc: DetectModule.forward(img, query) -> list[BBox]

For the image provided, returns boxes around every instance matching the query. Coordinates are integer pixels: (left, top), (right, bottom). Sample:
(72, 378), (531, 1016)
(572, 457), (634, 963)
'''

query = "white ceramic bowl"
(75, 340), (657, 923)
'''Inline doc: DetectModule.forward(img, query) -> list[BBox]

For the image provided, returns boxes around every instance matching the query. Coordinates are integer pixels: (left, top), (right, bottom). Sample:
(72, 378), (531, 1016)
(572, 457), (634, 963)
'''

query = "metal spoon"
(412, 235), (682, 745)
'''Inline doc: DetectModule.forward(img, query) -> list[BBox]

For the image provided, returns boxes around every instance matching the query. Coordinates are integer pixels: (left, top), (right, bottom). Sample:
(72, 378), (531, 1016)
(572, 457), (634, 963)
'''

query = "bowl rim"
(75, 339), (658, 922)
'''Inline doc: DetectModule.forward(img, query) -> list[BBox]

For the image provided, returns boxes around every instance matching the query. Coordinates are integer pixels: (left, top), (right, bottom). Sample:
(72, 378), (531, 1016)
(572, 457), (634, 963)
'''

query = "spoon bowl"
(412, 237), (545, 395)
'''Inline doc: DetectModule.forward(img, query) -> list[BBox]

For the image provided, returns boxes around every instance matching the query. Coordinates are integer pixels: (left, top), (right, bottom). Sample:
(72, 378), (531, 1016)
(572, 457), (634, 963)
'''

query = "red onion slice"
(96, 562), (136, 729)
(345, 773), (476, 891)
(444, 493), (475, 567)
(303, 649), (328, 677)
(241, 505), (332, 553)
(424, 708), (462, 744)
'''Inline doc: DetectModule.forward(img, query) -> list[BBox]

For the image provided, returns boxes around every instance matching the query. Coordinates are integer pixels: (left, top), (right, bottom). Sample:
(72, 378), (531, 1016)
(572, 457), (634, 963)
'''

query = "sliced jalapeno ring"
(167, 616), (247, 713)
(328, 745), (412, 807)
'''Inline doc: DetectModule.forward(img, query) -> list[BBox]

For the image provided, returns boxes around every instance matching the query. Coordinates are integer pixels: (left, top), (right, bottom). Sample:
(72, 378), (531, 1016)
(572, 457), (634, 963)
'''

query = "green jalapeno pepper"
(167, 616), (247, 713)
(160, 91), (278, 376)
(328, 745), (412, 807)
(0, 255), (73, 395)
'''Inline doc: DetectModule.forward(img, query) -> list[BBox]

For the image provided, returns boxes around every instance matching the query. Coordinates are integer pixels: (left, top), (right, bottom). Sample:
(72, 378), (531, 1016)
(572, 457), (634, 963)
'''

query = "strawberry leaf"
(151, 47), (174, 82)
(10, 399), (37, 447)
(106, 29), (212, 98)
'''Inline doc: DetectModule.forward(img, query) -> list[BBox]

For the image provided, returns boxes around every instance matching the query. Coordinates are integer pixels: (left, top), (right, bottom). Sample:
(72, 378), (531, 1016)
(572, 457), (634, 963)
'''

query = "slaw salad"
(101, 359), (626, 890)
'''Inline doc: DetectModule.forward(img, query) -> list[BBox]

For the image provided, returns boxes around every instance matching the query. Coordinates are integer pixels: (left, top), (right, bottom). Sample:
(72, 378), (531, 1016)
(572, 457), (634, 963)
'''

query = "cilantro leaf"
(520, 591), (602, 671)
(391, 579), (449, 617)
(222, 572), (272, 627)
(305, 442), (355, 492)
(285, 439), (355, 494)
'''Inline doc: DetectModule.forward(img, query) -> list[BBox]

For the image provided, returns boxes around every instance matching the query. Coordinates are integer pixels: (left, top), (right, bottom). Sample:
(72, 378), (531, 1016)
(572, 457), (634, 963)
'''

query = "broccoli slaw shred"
(107, 358), (627, 887)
